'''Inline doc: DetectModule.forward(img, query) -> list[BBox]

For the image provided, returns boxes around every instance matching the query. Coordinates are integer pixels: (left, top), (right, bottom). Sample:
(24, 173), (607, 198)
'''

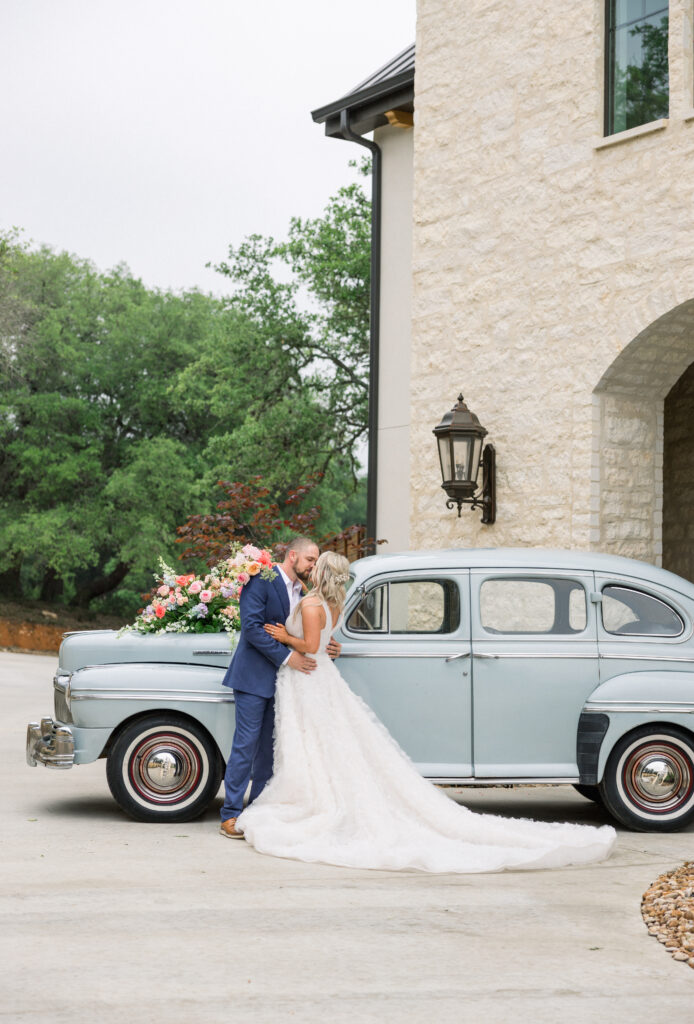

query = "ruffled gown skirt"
(238, 654), (616, 873)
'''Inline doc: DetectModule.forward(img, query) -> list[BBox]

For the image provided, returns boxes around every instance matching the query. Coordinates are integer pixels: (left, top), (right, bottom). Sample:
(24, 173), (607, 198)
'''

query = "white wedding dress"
(238, 598), (616, 873)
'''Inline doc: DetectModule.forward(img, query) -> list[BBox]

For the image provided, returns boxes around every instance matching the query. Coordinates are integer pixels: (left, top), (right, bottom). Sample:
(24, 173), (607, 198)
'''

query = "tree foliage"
(210, 158), (371, 482)
(176, 477), (323, 565)
(0, 162), (371, 610)
(612, 17), (669, 131)
(175, 476), (375, 571)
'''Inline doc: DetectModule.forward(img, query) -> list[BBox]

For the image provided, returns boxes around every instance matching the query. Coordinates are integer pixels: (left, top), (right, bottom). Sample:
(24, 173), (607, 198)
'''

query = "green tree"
(0, 236), (217, 606)
(612, 17), (669, 132)
(210, 158), (371, 484)
(0, 161), (371, 610)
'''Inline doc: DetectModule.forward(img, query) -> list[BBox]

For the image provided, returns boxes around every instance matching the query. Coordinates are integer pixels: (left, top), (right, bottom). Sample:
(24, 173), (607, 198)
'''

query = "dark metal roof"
(349, 43), (415, 95)
(311, 43), (415, 139)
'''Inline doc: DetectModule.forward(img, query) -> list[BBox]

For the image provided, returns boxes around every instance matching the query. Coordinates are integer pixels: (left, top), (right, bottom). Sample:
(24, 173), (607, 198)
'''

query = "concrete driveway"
(2, 650), (692, 1023)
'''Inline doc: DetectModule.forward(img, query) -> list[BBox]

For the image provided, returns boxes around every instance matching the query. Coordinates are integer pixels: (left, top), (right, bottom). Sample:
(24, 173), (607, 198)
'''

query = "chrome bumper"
(26, 717), (75, 769)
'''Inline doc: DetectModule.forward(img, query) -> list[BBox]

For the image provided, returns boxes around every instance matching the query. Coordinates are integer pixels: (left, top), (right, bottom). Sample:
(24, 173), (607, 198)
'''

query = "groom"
(219, 535), (333, 838)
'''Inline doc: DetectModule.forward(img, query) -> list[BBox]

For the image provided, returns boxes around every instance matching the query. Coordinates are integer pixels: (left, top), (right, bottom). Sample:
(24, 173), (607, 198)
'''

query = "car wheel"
(599, 726), (694, 832)
(106, 714), (223, 823)
(572, 783), (603, 805)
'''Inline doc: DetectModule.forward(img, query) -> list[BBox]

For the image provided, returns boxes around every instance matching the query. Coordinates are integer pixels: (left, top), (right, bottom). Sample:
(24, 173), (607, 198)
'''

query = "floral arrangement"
(124, 545), (276, 635)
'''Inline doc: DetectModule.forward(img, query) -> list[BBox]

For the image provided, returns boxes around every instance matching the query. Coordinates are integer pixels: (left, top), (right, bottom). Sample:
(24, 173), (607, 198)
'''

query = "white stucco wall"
(374, 123), (414, 551)
(409, 0), (694, 566)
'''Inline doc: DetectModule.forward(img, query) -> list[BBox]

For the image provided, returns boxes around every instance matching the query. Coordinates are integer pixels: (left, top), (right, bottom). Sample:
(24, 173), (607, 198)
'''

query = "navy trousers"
(220, 689), (275, 821)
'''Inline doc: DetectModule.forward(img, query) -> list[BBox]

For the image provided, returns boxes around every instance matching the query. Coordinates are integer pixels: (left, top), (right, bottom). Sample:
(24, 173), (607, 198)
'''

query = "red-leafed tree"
(176, 476), (378, 567)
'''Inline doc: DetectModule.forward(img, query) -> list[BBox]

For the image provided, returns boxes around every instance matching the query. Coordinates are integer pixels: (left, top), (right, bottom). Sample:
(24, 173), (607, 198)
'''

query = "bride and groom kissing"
(218, 536), (616, 873)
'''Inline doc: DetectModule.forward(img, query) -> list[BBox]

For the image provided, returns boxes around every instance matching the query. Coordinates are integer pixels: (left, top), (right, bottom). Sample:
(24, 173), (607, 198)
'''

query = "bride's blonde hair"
(311, 551), (351, 610)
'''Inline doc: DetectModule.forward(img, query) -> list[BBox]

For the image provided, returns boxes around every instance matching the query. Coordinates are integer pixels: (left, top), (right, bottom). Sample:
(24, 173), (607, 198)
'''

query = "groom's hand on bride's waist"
(326, 639), (341, 660)
(288, 651), (317, 674)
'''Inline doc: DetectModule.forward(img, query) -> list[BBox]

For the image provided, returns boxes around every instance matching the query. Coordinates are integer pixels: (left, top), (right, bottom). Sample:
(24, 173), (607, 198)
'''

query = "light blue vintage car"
(27, 549), (694, 831)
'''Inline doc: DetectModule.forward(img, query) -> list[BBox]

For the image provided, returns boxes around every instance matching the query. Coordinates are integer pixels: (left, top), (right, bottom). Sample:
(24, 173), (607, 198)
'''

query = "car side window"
(347, 584), (388, 632)
(346, 579), (461, 634)
(480, 578), (587, 634)
(601, 585), (684, 637)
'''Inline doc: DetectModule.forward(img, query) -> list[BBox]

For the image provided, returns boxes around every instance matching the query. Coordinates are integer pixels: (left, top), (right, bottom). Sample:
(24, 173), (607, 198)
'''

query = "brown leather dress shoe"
(219, 818), (244, 839)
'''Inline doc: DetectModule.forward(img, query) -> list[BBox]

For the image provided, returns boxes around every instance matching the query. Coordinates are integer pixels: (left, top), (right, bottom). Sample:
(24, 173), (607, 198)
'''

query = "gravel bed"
(641, 861), (694, 968)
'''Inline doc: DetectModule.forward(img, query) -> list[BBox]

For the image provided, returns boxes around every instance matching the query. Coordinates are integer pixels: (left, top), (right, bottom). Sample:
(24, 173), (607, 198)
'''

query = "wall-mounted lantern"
(433, 393), (496, 523)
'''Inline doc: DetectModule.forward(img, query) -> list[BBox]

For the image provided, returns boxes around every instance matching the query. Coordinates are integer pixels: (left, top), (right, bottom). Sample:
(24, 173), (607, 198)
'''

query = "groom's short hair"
(285, 535), (317, 555)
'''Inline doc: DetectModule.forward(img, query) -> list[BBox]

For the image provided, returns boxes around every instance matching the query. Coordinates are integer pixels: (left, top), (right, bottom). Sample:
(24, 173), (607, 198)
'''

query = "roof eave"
(311, 70), (415, 139)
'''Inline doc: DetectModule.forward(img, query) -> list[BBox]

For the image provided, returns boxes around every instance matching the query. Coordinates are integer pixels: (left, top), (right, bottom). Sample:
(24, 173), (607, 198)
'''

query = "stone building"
(314, 1), (694, 581)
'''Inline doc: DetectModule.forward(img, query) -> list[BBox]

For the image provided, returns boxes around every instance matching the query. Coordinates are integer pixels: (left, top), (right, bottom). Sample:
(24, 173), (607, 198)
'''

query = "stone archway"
(592, 299), (694, 576)
(663, 362), (694, 581)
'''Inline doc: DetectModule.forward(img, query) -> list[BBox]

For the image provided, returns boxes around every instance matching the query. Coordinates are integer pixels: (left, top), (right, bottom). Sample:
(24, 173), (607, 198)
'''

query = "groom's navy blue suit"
(220, 570), (291, 821)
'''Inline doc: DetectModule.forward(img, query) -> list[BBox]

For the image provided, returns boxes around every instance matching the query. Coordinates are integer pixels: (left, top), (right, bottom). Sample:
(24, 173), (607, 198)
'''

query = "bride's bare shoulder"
(300, 594), (326, 620)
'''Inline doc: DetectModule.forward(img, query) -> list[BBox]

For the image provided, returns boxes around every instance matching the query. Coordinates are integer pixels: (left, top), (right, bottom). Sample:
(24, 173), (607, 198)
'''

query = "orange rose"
(246, 562), (261, 576)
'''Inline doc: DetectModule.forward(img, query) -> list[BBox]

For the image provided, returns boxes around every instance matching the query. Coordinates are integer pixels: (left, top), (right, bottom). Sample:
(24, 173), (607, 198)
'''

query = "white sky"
(1, 0), (416, 294)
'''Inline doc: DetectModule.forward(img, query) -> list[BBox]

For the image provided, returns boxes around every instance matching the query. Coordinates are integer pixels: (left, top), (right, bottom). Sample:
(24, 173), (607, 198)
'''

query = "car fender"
(68, 662), (235, 764)
(582, 670), (694, 781)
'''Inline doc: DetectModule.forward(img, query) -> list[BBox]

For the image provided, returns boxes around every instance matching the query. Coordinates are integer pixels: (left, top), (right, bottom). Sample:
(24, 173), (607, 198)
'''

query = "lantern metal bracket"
(444, 444), (496, 523)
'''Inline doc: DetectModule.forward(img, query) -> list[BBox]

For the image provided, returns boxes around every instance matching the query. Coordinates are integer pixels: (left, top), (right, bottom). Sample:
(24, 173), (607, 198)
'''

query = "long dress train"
(238, 598), (616, 873)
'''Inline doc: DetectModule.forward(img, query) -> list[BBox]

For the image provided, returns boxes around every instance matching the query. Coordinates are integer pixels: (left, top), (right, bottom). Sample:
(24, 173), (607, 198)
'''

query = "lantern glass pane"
(471, 437), (483, 485)
(438, 436), (452, 482)
(452, 436), (473, 482)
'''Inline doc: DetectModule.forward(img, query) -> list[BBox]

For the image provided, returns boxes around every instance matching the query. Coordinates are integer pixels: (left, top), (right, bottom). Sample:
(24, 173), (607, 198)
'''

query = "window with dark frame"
(605, 1), (669, 136)
(479, 578), (588, 635)
(346, 579), (461, 635)
(601, 585), (684, 636)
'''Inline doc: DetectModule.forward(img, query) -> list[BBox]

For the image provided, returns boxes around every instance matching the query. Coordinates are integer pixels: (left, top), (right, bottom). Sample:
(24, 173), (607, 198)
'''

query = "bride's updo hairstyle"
(311, 551), (351, 609)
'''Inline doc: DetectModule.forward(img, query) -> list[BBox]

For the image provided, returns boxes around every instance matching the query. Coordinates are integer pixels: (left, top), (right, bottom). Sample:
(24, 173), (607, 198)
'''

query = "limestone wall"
(410, 0), (694, 565)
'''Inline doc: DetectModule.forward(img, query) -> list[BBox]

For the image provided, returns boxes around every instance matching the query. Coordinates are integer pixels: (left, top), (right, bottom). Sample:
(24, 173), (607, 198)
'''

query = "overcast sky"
(1, 0), (416, 293)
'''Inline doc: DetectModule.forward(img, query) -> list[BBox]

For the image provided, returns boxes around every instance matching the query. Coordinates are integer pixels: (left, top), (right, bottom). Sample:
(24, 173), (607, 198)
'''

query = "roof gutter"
(339, 108), (381, 548)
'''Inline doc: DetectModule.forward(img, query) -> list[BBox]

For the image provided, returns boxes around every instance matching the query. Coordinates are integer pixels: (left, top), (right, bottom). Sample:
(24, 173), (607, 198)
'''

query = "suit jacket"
(222, 569), (291, 698)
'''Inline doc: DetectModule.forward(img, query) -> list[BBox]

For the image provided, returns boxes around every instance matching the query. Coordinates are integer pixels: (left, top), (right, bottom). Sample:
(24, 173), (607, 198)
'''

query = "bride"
(236, 552), (616, 873)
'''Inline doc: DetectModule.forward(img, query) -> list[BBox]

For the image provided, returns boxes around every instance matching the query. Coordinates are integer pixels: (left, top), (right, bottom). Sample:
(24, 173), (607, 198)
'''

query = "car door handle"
(445, 652), (471, 662)
(473, 652), (499, 659)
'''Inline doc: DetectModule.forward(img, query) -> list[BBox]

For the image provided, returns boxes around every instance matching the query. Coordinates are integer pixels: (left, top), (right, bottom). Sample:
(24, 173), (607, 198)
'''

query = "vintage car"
(26, 548), (694, 831)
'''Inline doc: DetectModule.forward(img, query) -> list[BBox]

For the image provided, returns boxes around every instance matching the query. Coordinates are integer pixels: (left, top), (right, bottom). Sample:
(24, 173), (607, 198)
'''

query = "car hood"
(59, 629), (237, 673)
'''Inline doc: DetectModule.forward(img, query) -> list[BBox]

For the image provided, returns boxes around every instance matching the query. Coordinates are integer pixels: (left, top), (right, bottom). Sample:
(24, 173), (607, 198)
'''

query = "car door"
(470, 569), (599, 779)
(334, 571), (473, 778)
(595, 574), (692, 682)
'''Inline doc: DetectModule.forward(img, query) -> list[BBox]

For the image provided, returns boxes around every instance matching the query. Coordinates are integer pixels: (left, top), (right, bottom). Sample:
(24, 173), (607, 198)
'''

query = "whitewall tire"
(106, 714), (222, 823)
(599, 726), (694, 832)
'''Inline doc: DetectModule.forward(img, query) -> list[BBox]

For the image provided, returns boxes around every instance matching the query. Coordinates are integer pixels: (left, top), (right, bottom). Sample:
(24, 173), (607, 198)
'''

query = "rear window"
(601, 586), (684, 637)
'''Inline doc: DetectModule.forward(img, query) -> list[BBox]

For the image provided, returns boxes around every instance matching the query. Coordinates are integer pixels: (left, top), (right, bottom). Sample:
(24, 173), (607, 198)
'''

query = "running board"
(428, 777), (580, 786)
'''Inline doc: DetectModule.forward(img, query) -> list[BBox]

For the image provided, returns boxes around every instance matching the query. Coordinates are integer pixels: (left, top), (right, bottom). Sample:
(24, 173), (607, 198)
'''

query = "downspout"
(339, 108), (382, 550)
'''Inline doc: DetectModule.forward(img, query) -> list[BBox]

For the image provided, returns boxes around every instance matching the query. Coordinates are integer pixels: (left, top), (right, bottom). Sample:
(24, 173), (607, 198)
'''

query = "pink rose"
(200, 589), (213, 603)
(157, 585), (170, 597)
(155, 605), (166, 619)
(188, 580), (202, 594)
(237, 571), (250, 585)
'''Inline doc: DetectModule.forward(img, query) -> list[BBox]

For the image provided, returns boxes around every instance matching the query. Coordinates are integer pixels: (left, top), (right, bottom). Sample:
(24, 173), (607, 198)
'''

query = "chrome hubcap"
(637, 757), (677, 799)
(144, 750), (186, 791)
(624, 742), (693, 810)
(131, 733), (201, 803)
